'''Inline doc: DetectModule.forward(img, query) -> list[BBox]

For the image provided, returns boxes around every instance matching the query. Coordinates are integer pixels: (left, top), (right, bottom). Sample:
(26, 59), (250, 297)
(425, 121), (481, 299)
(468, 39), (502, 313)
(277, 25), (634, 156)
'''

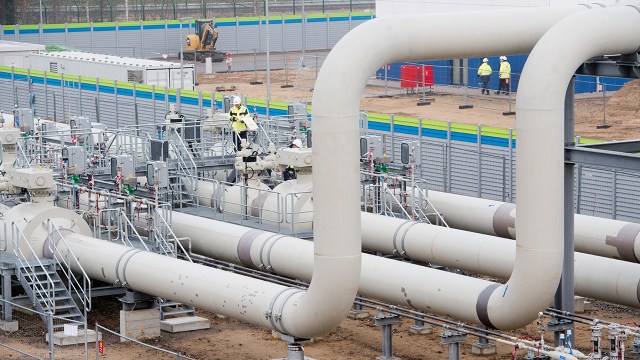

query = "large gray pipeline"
(427, 189), (640, 263)
(312, 5), (593, 329)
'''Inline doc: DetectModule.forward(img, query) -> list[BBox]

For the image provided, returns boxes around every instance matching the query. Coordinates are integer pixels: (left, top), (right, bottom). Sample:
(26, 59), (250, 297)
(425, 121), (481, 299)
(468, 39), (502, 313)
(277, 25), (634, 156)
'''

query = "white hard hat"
(482, 58), (488, 63)
(233, 96), (241, 105)
(292, 139), (303, 148)
(500, 56), (507, 61)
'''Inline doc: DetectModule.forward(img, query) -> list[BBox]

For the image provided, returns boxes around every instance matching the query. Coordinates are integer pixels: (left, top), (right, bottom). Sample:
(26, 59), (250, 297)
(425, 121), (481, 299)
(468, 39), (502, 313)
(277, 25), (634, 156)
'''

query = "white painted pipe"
(427, 190), (640, 264)
(290, 4), (596, 329)
(48, 231), (301, 332)
(169, 211), (495, 325)
(359, 212), (640, 308)
(187, 174), (640, 308)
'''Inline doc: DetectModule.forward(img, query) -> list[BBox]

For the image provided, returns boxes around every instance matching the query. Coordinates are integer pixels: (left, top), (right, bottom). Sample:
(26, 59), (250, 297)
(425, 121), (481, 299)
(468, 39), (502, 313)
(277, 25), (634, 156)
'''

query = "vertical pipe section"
(513, 3), (640, 326)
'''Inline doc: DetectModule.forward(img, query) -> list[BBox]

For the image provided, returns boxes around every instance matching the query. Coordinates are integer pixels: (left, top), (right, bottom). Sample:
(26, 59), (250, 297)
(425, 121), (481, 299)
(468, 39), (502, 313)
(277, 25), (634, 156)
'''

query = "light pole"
(178, 17), (192, 91)
(39, 0), (43, 43)
(265, 0), (270, 118)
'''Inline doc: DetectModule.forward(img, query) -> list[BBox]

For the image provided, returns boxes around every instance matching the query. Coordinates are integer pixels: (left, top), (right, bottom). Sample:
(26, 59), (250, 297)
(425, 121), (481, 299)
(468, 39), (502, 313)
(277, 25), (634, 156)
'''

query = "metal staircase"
(156, 299), (195, 320)
(16, 263), (85, 329)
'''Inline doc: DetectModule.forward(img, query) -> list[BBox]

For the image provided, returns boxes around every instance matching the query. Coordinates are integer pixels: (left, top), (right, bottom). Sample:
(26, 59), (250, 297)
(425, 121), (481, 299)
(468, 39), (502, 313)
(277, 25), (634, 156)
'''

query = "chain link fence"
(95, 322), (196, 359)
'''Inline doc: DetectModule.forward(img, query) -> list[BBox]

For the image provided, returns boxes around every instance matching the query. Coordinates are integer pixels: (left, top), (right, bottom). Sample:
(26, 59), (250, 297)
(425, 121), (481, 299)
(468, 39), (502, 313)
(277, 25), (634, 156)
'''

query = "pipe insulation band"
(628, 4), (640, 14)
(258, 234), (286, 271)
(267, 287), (303, 336)
(392, 220), (417, 257)
(605, 223), (640, 263)
(42, 228), (74, 259)
(237, 229), (267, 268)
(492, 203), (516, 239)
(476, 283), (500, 329)
(114, 248), (143, 287)
(275, 289), (305, 336)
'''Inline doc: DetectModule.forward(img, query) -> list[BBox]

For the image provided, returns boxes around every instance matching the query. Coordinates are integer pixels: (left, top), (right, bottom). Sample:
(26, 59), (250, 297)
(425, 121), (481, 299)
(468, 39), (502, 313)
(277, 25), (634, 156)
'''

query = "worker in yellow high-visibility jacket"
(229, 96), (249, 151)
(477, 58), (492, 95)
(496, 56), (511, 95)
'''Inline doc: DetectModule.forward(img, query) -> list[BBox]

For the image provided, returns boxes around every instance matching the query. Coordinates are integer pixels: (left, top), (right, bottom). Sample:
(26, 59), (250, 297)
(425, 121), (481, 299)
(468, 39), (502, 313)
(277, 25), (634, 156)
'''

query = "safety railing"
(181, 176), (318, 237)
(46, 219), (92, 315)
(10, 222), (56, 313)
(13, 138), (32, 169)
(152, 204), (193, 263)
(94, 208), (149, 251)
(169, 128), (198, 191)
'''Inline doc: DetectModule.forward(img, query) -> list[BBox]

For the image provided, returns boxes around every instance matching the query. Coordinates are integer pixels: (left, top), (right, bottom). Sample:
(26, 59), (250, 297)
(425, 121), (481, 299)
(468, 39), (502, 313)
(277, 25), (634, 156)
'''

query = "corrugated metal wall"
(2, 62), (640, 223)
(1, 13), (374, 57)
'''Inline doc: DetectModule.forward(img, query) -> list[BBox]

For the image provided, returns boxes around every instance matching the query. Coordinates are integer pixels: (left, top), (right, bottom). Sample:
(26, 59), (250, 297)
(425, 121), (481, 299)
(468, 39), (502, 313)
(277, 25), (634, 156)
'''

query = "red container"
(400, 65), (434, 88)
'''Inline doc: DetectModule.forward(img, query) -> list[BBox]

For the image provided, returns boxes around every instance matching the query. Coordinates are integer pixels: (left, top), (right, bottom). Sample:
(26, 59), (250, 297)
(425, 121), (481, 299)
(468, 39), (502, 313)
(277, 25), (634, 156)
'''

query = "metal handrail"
(13, 139), (32, 169)
(47, 219), (92, 314)
(411, 179), (449, 227)
(152, 206), (192, 263)
(10, 222), (56, 312)
(170, 129), (198, 191)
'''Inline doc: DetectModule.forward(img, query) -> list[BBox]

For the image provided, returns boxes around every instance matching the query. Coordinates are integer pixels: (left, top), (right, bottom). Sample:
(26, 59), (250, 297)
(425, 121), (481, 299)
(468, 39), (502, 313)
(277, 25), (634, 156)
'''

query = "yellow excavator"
(181, 19), (225, 62)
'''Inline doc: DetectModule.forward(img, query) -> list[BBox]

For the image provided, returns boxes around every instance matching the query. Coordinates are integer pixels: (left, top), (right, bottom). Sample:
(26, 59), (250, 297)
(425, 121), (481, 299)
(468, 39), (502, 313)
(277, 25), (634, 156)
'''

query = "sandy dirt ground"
(5, 71), (640, 360)
(198, 70), (640, 142)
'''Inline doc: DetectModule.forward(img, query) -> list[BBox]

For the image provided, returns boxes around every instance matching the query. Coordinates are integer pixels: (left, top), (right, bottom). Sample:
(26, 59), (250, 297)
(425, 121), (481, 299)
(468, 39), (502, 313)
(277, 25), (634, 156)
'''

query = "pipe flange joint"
(114, 248), (143, 289)
(392, 221), (419, 258)
(267, 287), (304, 336)
(627, 4), (640, 14)
(260, 234), (286, 273)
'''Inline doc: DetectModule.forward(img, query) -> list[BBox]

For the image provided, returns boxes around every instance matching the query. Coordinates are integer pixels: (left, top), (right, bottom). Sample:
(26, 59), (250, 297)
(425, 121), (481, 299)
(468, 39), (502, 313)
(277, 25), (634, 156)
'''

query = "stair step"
(43, 304), (79, 311)
(35, 295), (73, 302)
(162, 309), (194, 316)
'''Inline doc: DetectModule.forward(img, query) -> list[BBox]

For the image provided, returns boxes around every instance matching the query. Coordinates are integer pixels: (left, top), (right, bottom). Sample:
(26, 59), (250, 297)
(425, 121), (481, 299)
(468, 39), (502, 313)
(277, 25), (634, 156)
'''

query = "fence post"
(78, 75), (83, 115)
(235, 16), (240, 54)
(164, 19), (169, 56)
(390, 114), (395, 160)
(152, 85), (156, 123)
(90, 22), (95, 53)
(418, 117), (423, 179)
(140, 20), (145, 58)
(44, 71), (49, 118)
(11, 66), (15, 107)
(95, 322), (99, 360)
(114, 80), (119, 128)
(612, 170), (617, 219)
(198, 90), (203, 119)
(48, 312), (54, 360)
(16, 24), (20, 42)
(176, 88), (181, 112)
(508, 128), (513, 202)
(326, 14), (330, 49)
(446, 121), (452, 192)
(65, 23), (69, 48)
(96, 77), (100, 123)
(115, 21), (120, 56)
(258, 15), (263, 52)
(477, 124), (481, 197)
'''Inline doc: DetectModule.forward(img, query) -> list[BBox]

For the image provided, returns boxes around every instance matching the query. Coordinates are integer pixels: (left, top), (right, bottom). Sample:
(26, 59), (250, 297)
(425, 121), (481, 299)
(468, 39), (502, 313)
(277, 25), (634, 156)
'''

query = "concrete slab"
(472, 343), (497, 355)
(160, 316), (210, 333)
(0, 321), (18, 332)
(409, 324), (433, 335)
(46, 329), (101, 346)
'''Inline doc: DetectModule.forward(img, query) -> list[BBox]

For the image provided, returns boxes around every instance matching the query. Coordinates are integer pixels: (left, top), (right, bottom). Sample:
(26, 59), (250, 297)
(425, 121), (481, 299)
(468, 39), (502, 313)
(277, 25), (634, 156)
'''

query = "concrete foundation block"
(409, 324), (433, 335)
(574, 296), (586, 313)
(0, 321), (18, 332)
(160, 316), (210, 333)
(120, 309), (160, 341)
(46, 329), (101, 346)
(472, 343), (497, 355)
(348, 310), (370, 320)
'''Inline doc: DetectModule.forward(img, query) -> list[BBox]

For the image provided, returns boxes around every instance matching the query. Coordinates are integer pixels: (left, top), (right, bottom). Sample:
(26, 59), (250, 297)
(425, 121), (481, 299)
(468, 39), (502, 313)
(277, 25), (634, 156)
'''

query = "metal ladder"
(16, 262), (85, 329)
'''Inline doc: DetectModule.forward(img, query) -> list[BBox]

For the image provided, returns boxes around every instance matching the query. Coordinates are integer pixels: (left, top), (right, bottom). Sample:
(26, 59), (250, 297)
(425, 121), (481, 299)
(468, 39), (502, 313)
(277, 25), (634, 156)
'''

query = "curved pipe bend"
(501, 5), (640, 329)
(312, 5), (590, 330)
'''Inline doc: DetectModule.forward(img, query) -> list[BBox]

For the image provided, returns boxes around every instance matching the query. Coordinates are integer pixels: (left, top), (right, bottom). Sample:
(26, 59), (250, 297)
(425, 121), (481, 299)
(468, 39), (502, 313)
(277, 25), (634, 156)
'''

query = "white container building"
(28, 51), (195, 90)
(0, 41), (45, 68)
